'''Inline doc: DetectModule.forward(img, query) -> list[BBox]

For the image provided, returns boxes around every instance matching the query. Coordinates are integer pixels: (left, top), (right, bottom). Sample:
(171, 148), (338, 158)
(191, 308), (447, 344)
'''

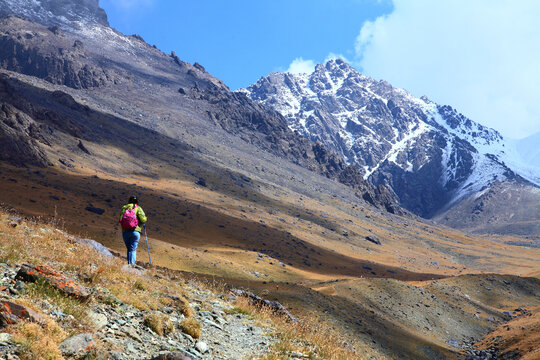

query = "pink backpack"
(120, 205), (139, 230)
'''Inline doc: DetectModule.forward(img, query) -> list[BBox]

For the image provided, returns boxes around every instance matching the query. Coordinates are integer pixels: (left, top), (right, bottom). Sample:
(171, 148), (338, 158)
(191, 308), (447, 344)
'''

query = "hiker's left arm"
(138, 207), (148, 223)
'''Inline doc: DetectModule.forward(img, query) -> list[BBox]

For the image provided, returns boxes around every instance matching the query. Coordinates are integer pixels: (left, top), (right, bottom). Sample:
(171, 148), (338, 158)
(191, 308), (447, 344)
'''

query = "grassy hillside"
(1, 62), (540, 359)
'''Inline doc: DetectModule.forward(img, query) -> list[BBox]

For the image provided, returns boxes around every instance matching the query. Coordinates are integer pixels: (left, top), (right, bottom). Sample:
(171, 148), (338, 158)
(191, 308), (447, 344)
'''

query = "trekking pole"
(144, 225), (152, 264)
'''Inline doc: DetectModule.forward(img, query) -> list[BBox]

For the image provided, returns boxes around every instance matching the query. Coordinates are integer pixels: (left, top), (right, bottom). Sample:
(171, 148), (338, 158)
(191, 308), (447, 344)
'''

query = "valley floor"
(1, 162), (540, 359)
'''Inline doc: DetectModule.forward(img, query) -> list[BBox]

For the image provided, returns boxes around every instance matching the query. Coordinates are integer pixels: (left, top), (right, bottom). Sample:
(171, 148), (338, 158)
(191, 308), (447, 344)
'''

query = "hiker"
(119, 196), (147, 264)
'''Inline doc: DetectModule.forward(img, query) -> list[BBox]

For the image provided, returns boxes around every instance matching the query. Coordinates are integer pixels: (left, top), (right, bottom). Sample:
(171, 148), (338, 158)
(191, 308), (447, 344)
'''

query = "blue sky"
(100, 0), (392, 90)
(100, 0), (540, 139)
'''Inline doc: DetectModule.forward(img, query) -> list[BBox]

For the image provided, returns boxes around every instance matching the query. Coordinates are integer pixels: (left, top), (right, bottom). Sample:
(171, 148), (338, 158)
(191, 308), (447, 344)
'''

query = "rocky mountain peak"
(0, 0), (109, 28)
(241, 58), (537, 218)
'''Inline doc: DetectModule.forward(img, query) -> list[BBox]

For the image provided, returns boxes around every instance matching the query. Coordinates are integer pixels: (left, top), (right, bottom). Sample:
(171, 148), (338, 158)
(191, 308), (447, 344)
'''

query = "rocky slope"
(0, 216), (283, 360)
(0, 10), (399, 213)
(433, 181), (540, 236)
(240, 59), (540, 222)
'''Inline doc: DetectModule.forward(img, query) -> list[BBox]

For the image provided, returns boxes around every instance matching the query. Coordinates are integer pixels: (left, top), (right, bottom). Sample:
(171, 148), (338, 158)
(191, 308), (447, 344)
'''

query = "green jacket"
(119, 204), (147, 233)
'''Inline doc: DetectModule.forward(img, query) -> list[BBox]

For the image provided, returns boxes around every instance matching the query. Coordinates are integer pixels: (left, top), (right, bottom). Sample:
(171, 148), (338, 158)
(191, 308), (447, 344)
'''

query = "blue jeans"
(122, 231), (140, 264)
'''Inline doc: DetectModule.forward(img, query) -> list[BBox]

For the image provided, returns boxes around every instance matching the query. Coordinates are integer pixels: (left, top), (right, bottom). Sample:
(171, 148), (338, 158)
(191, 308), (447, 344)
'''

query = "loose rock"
(195, 340), (209, 354)
(365, 235), (382, 245)
(59, 333), (95, 357)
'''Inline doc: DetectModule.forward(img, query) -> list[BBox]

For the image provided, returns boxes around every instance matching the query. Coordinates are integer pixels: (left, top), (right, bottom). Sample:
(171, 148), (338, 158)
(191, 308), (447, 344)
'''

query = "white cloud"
(286, 57), (316, 74)
(103, 0), (154, 10)
(324, 53), (349, 63)
(355, 0), (540, 139)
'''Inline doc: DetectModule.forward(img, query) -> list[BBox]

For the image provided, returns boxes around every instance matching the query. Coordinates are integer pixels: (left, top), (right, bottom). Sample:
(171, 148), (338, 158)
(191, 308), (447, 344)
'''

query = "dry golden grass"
(144, 312), (174, 336)
(231, 295), (381, 360)
(11, 318), (67, 360)
(24, 280), (89, 324)
(478, 307), (540, 360)
(0, 213), (191, 355)
(1, 180), (386, 359)
(180, 317), (201, 339)
(0, 216), (193, 314)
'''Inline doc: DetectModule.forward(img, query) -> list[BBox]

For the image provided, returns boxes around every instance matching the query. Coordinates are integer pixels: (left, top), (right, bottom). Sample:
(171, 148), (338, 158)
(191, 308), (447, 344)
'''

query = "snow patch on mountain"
(0, 0), (109, 28)
(365, 120), (430, 179)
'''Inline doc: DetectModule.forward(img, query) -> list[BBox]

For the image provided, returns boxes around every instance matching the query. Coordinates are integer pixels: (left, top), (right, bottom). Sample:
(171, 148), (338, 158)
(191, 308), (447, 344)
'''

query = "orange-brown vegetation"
(478, 307), (540, 360)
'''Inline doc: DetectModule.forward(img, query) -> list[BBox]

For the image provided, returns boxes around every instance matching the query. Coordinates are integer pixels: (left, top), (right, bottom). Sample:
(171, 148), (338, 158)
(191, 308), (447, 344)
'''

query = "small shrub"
(224, 306), (250, 315)
(134, 280), (147, 291)
(87, 266), (108, 284)
(144, 312), (174, 336)
(180, 317), (201, 339)
(174, 295), (194, 317)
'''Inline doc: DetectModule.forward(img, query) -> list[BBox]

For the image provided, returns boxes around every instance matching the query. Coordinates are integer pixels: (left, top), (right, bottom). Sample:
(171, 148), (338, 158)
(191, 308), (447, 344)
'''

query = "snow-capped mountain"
(240, 59), (539, 217)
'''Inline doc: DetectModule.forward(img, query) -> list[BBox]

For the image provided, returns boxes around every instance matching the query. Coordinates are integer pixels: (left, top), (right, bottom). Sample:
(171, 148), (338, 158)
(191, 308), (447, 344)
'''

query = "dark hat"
(128, 195), (138, 204)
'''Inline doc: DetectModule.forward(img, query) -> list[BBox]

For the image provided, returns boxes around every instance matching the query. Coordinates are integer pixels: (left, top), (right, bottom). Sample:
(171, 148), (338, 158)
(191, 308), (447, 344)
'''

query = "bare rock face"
(185, 66), (401, 212)
(0, 0), (109, 28)
(338, 165), (403, 214)
(0, 16), (110, 89)
(0, 102), (50, 167)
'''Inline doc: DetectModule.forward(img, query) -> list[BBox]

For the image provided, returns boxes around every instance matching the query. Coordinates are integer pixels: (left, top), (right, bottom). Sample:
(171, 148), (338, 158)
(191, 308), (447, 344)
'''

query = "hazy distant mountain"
(505, 132), (540, 185)
(240, 59), (540, 229)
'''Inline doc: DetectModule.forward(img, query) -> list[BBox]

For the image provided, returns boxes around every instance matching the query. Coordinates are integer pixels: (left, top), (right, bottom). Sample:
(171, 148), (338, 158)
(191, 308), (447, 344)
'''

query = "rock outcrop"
(0, 261), (279, 360)
(0, 300), (45, 327)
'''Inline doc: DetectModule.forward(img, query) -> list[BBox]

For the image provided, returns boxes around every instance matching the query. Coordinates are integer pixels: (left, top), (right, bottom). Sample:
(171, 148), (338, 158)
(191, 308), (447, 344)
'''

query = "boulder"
(195, 178), (207, 187)
(16, 264), (90, 301)
(59, 333), (95, 357)
(87, 311), (107, 330)
(0, 300), (45, 327)
(120, 264), (146, 276)
(365, 235), (382, 245)
(85, 206), (105, 215)
(195, 341), (209, 354)
(73, 237), (113, 257)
